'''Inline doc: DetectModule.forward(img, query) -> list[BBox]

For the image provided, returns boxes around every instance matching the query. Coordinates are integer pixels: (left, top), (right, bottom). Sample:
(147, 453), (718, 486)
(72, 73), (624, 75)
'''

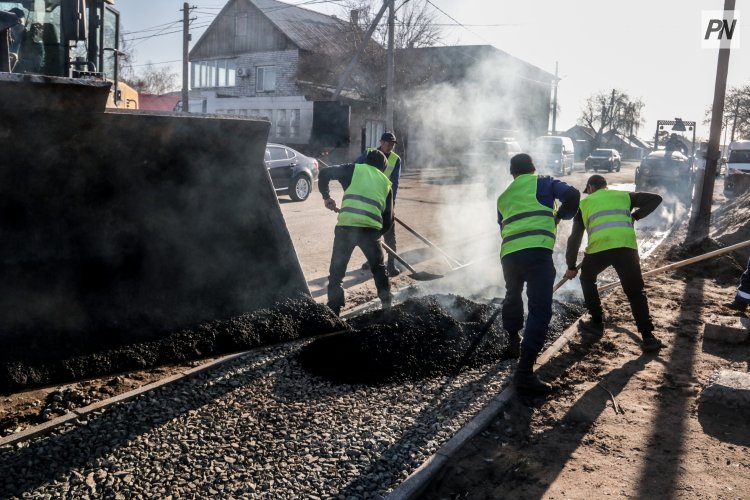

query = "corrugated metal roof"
(249, 0), (345, 51)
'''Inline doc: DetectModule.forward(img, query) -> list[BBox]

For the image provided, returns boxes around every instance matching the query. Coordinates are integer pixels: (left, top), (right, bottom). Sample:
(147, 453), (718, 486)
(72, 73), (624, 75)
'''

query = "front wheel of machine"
(289, 174), (311, 202)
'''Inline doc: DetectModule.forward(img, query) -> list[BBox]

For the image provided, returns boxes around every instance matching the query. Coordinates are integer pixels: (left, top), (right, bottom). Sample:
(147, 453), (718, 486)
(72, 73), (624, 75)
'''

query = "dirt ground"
(421, 208), (750, 497)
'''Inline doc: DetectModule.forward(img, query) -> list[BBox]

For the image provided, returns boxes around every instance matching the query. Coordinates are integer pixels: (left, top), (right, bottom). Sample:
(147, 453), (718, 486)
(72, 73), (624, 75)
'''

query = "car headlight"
(554, 160), (559, 163)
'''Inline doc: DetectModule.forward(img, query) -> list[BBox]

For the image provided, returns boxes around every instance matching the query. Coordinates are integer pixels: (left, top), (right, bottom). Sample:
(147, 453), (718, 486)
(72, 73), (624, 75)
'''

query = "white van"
(724, 140), (750, 196)
(534, 136), (575, 175)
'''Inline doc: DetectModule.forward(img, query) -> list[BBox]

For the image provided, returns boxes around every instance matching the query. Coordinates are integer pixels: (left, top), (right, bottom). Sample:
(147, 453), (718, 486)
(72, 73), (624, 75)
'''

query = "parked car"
(724, 140), (750, 197)
(534, 136), (575, 175)
(458, 138), (522, 180)
(585, 149), (621, 172)
(635, 150), (693, 200)
(265, 143), (319, 202)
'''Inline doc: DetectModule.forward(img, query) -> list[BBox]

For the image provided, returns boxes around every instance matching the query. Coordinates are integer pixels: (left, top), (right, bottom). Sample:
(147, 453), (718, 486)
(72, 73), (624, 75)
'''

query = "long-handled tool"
(394, 216), (464, 268)
(598, 238), (750, 293)
(381, 242), (444, 281)
(553, 263), (582, 293)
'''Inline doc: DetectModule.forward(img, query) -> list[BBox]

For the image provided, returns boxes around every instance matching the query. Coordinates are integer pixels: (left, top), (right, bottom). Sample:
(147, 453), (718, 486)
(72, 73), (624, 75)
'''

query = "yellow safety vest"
(497, 174), (557, 258)
(367, 147), (400, 178)
(580, 189), (637, 254)
(337, 164), (392, 230)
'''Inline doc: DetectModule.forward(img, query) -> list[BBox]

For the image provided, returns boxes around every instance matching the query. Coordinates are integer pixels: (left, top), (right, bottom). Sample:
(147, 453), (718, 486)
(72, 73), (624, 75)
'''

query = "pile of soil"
(664, 237), (746, 284)
(298, 294), (585, 384)
(0, 295), (345, 392)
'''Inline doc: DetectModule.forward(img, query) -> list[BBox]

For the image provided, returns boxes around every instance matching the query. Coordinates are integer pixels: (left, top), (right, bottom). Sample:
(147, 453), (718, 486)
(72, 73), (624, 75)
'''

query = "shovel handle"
(553, 263), (581, 293)
(394, 217), (463, 267)
(381, 242), (417, 273)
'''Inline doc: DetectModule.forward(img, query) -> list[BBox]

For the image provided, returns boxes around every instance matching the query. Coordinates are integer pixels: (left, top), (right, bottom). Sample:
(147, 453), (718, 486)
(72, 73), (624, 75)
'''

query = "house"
(395, 45), (555, 167)
(189, 0), (555, 167)
(563, 125), (596, 161)
(601, 130), (647, 160)
(188, 0), (379, 161)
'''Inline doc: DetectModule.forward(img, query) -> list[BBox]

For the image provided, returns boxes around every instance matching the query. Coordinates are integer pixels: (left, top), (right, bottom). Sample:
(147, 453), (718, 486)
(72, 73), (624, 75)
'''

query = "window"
(268, 147), (287, 161)
(191, 59), (237, 88)
(256, 66), (276, 92)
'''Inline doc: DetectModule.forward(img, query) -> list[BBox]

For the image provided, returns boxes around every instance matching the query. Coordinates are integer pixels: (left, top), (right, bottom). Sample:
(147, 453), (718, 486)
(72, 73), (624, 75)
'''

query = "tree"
(123, 63), (179, 95)
(704, 84), (750, 142)
(578, 89), (644, 147)
(344, 0), (443, 49)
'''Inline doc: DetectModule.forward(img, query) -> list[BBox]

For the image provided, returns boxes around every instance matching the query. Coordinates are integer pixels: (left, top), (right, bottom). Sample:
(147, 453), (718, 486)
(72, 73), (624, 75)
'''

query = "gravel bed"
(0, 340), (514, 499)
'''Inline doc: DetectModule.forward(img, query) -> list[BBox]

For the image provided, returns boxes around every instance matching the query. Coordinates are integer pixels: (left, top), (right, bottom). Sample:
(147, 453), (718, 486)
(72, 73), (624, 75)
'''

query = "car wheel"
(289, 174), (311, 202)
(616, 161), (621, 172)
(607, 165), (613, 173)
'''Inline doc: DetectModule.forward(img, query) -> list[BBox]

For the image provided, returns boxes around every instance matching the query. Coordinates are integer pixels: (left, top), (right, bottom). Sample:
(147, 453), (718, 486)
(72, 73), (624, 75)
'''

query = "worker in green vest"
(319, 149), (394, 316)
(564, 174), (663, 352)
(355, 132), (403, 276)
(498, 153), (580, 393)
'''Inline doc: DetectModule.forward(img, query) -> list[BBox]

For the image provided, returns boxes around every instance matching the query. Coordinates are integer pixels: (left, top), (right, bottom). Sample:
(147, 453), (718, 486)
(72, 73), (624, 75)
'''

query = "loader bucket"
(0, 107), (309, 358)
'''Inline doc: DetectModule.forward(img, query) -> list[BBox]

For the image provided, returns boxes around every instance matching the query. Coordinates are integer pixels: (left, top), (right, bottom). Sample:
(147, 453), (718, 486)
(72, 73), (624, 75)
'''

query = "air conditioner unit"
(236, 67), (249, 77)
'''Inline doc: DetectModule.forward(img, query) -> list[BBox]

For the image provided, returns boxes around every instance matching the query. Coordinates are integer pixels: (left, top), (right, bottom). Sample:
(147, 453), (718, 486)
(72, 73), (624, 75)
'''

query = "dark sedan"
(585, 149), (621, 172)
(265, 143), (319, 202)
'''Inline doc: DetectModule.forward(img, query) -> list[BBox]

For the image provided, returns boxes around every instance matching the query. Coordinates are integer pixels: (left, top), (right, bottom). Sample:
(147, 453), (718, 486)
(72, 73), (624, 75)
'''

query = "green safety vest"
(337, 163), (392, 230)
(497, 174), (557, 258)
(580, 189), (637, 254)
(367, 147), (400, 178)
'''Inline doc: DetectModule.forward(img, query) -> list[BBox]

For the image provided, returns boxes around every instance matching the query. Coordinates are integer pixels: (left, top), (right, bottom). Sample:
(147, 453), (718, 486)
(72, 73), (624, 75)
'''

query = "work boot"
(640, 333), (663, 353)
(387, 257), (402, 277)
(578, 316), (604, 339)
(327, 303), (342, 317)
(725, 299), (748, 312)
(513, 348), (552, 394)
(505, 331), (521, 358)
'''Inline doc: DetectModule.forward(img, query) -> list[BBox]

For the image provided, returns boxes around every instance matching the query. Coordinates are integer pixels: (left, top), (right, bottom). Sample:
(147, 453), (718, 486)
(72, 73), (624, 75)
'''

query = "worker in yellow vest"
(319, 149), (394, 316)
(498, 154), (580, 393)
(355, 132), (403, 276)
(564, 174), (663, 352)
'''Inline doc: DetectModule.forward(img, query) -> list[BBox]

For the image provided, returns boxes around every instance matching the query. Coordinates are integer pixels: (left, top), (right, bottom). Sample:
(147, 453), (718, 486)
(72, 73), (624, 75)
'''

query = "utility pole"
(730, 100), (740, 142)
(385, 0), (395, 130)
(181, 3), (192, 113)
(688, 0), (735, 242)
(551, 61), (559, 134)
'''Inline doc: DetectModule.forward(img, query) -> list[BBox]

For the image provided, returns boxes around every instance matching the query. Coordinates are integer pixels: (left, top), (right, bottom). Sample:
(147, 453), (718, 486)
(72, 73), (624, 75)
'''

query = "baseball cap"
(380, 132), (397, 143)
(583, 174), (607, 194)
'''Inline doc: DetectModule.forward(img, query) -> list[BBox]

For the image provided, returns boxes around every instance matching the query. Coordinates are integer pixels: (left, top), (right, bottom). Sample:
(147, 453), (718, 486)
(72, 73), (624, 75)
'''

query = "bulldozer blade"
(0, 107), (309, 356)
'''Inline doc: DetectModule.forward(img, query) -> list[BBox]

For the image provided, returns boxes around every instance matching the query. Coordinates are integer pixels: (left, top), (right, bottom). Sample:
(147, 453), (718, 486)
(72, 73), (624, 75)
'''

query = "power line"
(423, 0), (493, 45)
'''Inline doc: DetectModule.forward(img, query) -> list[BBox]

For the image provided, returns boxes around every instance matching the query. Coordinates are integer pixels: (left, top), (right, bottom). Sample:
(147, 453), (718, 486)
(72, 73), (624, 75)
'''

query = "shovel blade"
(408, 271), (444, 281)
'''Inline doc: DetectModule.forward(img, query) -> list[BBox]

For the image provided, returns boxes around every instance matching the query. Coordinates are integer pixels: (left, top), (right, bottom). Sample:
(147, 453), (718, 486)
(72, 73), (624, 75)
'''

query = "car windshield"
(728, 150), (750, 163)
(537, 142), (562, 154)
(591, 150), (611, 157)
(643, 157), (687, 169)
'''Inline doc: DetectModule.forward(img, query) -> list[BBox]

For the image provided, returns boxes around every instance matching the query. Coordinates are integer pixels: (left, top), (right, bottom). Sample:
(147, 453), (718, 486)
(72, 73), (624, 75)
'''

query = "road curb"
(386, 318), (583, 500)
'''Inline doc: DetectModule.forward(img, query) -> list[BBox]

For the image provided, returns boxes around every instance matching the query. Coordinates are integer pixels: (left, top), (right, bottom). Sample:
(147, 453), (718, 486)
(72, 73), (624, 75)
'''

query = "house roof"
(564, 125), (596, 140)
(397, 45), (554, 86)
(138, 93), (181, 112)
(190, 0), (346, 57)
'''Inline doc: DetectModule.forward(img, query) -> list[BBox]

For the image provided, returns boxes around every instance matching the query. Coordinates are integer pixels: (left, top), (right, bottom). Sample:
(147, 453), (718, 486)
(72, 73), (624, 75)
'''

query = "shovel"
(394, 216), (464, 268)
(381, 242), (444, 281)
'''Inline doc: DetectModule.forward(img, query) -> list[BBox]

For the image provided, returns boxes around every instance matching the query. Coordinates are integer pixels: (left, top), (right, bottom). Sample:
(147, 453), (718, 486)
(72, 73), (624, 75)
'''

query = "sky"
(117, 0), (750, 141)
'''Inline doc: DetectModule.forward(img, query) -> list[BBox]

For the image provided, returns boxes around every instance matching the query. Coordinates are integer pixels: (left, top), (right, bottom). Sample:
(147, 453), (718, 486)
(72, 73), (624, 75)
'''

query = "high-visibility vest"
(497, 174), (556, 258)
(337, 163), (392, 230)
(580, 189), (637, 254)
(367, 147), (400, 179)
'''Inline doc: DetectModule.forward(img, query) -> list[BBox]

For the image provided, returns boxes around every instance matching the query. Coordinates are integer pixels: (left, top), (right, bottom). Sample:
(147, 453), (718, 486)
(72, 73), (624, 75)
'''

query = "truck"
(0, 1), (308, 362)
(724, 140), (750, 197)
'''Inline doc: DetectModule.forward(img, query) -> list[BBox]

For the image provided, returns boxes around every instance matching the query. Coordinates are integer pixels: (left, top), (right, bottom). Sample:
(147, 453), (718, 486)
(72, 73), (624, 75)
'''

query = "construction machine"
(0, 1), (309, 360)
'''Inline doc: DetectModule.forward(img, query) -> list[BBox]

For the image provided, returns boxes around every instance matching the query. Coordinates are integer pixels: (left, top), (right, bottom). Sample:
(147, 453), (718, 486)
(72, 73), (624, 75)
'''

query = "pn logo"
(702, 10), (741, 49)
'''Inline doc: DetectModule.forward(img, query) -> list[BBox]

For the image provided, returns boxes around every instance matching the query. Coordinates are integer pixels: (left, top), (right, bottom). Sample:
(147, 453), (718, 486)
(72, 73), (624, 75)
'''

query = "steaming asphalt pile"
(1, 294), (585, 498)
(0, 295), (345, 392)
(300, 294), (584, 384)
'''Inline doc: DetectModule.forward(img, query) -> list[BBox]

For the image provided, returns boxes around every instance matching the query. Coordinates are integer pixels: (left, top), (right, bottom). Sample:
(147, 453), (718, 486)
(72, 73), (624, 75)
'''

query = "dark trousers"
(501, 248), (556, 355)
(737, 256), (750, 304)
(580, 247), (654, 335)
(327, 226), (391, 310)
